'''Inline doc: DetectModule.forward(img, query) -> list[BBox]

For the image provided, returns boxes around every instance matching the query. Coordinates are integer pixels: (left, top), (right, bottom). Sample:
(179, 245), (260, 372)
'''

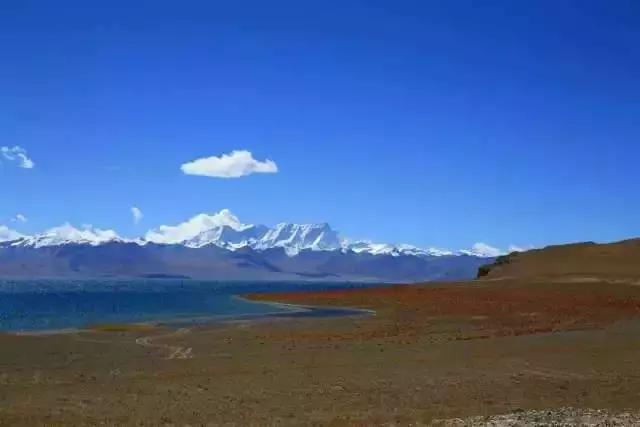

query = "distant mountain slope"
(4, 209), (496, 258)
(477, 239), (640, 280)
(0, 209), (497, 282)
(0, 241), (491, 282)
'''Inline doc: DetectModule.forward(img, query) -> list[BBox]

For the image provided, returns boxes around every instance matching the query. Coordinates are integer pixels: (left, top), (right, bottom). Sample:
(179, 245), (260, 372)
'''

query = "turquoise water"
(0, 280), (374, 332)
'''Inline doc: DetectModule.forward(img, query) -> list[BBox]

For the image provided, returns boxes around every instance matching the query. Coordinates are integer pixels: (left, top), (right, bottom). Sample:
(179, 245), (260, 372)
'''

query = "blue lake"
(0, 279), (377, 332)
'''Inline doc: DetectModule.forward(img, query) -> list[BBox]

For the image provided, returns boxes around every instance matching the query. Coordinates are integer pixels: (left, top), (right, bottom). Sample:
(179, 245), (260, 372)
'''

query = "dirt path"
(134, 328), (194, 359)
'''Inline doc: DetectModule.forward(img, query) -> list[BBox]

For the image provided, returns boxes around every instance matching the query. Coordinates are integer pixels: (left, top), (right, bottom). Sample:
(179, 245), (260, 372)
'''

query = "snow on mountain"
(345, 241), (402, 256)
(254, 223), (342, 255)
(144, 210), (343, 255)
(458, 242), (504, 258)
(1, 209), (503, 258)
(13, 223), (122, 248)
(397, 244), (455, 257)
(343, 241), (454, 257)
(184, 224), (269, 249)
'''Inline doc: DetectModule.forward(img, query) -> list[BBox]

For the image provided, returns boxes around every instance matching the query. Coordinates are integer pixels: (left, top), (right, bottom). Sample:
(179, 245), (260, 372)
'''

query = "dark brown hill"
(478, 238), (640, 280)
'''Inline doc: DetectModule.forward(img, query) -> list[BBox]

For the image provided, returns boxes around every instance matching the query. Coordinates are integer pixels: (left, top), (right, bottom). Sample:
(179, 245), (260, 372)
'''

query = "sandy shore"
(2, 278), (640, 425)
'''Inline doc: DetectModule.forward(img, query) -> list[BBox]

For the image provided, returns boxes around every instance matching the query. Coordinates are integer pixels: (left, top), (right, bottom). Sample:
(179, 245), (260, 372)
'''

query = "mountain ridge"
(0, 240), (492, 282)
(0, 210), (498, 281)
(2, 209), (501, 258)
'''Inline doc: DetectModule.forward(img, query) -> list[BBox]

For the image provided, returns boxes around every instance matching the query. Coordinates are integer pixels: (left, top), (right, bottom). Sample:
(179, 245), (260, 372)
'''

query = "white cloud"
(131, 207), (143, 224)
(0, 225), (24, 242)
(1, 146), (35, 169)
(11, 214), (27, 223)
(145, 209), (245, 244)
(181, 150), (278, 178)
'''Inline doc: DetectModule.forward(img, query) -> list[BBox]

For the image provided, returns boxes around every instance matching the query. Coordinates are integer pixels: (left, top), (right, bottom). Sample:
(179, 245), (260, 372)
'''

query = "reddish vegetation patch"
(248, 282), (640, 342)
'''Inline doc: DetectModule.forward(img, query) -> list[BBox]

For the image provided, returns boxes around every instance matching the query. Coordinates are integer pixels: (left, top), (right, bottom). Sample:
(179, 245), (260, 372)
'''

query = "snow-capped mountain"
(344, 241), (454, 257)
(0, 210), (500, 281)
(253, 223), (342, 255)
(10, 224), (124, 248)
(457, 243), (505, 258)
(143, 210), (341, 255)
(1, 209), (504, 258)
(168, 221), (342, 255)
(185, 224), (269, 250)
(143, 211), (450, 257)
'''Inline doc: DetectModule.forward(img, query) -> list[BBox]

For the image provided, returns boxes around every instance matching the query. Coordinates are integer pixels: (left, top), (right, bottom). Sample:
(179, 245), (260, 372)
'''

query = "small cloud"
(0, 225), (24, 242)
(131, 207), (143, 224)
(181, 150), (278, 178)
(1, 146), (35, 169)
(12, 214), (27, 223)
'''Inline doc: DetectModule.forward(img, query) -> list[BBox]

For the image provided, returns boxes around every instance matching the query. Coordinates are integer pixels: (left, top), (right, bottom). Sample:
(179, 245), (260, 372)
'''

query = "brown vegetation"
(4, 240), (640, 424)
(248, 279), (640, 343)
(478, 238), (640, 280)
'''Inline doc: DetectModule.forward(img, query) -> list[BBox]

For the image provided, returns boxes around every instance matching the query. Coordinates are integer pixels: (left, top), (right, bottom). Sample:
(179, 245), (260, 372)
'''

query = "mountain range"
(0, 210), (495, 282)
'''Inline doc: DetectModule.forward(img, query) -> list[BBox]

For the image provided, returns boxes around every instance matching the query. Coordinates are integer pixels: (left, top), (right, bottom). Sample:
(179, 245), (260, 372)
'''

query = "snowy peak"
(185, 224), (269, 249)
(0, 209), (503, 258)
(396, 244), (455, 257)
(457, 243), (504, 258)
(144, 210), (342, 255)
(13, 224), (123, 248)
(344, 241), (454, 257)
(255, 223), (341, 255)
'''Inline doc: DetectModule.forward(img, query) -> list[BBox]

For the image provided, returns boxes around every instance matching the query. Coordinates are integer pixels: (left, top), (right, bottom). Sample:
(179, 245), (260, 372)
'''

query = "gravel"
(435, 408), (640, 426)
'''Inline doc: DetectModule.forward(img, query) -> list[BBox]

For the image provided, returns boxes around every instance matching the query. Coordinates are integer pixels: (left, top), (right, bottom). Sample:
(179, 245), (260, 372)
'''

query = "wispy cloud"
(145, 209), (243, 244)
(1, 146), (34, 169)
(12, 214), (27, 223)
(181, 150), (278, 178)
(0, 225), (24, 242)
(131, 207), (143, 224)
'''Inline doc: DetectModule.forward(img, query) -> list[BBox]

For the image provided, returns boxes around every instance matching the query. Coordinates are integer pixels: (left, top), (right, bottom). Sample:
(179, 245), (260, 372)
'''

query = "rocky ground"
(436, 408), (640, 426)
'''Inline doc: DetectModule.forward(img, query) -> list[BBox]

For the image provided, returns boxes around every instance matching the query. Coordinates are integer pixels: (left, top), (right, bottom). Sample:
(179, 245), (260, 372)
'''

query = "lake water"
(0, 279), (376, 332)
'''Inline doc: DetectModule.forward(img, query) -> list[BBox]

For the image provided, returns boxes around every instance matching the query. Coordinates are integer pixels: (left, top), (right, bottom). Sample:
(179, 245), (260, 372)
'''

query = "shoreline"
(3, 295), (375, 336)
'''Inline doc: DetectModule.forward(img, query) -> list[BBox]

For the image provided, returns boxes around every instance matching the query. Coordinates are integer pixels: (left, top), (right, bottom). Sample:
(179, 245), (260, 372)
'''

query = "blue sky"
(2, 0), (639, 251)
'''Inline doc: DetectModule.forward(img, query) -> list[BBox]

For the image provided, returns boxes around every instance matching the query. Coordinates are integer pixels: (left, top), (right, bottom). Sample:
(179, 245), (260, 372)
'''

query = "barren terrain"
(2, 241), (640, 425)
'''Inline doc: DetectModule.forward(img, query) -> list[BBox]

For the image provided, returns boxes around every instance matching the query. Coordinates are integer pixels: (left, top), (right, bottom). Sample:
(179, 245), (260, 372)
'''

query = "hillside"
(477, 238), (640, 280)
